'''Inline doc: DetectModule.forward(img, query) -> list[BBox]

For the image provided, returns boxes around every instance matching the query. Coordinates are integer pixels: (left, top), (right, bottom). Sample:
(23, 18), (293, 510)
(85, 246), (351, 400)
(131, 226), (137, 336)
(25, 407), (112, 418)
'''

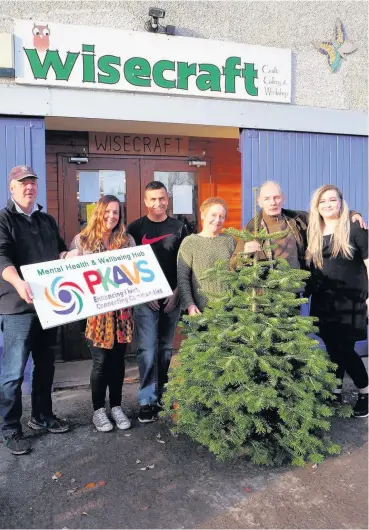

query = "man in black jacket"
(0, 165), (77, 455)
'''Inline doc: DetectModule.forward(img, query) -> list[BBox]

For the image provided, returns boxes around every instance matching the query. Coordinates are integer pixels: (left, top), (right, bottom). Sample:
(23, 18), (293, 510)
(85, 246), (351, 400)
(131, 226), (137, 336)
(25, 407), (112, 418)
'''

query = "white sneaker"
(111, 406), (131, 430)
(93, 408), (114, 432)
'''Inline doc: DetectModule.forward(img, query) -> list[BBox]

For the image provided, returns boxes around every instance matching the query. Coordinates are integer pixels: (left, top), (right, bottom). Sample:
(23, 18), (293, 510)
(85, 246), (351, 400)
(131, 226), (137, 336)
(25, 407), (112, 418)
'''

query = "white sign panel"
(101, 171), (126, 201)
(21, 245), (172, 329)
(173, 185), (193, 214)
(78, 171), (100, 203)
(14, 20), (292, 103)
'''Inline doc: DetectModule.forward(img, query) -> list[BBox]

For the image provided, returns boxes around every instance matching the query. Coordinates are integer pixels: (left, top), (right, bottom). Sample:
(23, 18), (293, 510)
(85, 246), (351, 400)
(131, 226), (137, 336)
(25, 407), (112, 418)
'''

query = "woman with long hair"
(306, 185), (368, 417)
(177, 197), (236, 315)
(69, 195), (135, 432)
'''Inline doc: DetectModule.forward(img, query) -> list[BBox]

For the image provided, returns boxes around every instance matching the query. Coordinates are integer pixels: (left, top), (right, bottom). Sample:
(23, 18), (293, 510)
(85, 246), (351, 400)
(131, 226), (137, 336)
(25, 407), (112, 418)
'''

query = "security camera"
(145, 7), (173, 34)
(149, 7), (165, 19)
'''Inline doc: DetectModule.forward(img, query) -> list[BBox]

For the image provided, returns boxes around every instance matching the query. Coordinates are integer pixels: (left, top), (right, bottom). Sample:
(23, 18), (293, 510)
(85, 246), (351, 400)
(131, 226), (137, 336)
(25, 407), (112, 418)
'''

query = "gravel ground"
(0, 372), (367, 529)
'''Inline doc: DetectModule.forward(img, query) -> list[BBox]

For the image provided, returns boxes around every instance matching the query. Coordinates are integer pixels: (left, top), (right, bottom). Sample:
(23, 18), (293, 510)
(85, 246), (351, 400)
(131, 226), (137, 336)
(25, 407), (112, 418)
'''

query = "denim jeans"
(0, 313), (57, 436)
(87, 340), (127, 411)
(135, 302), (180, 405)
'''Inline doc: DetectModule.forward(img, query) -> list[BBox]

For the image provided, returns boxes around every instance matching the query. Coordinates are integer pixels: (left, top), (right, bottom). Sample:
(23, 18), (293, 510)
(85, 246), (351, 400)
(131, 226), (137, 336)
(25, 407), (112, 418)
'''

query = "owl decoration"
(32, 24), (50, 52)
(312, 20), (357, 73)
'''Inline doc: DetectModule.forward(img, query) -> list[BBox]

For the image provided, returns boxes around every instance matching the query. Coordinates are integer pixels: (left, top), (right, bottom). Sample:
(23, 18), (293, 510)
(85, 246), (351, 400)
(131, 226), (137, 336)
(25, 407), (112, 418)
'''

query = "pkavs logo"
(45, 276), (84, 315)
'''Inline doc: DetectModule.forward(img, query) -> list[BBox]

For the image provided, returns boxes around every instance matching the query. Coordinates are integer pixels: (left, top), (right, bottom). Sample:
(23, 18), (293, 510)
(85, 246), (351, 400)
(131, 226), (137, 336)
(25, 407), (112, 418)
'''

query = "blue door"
(0, 117), (46, 209)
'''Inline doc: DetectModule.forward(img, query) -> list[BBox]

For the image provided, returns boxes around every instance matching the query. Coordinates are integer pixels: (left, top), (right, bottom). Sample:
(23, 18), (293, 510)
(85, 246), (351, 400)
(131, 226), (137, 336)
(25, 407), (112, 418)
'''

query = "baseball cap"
(8, 165), (38, 184)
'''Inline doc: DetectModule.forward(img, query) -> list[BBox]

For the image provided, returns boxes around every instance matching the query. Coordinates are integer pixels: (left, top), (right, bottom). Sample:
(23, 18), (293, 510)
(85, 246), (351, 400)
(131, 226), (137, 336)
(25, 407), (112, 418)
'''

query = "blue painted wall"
(241, 129), (368, 225)
(241, 128), (368, 356)
(0, 117), (46, 209)
(0, 117), (46, 393)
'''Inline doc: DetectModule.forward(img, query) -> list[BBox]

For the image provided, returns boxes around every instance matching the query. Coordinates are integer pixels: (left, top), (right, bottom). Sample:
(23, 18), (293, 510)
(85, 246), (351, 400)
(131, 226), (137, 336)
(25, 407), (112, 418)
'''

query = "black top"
(309, 222), (368, 340)
(127, 216), (188, 290)
(0, 199), (67, 315)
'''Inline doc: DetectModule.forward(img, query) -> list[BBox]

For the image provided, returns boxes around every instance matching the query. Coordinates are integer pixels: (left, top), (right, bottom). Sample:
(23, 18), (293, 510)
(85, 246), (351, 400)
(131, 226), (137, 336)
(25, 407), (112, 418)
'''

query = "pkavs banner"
(21, 245), (172, 329)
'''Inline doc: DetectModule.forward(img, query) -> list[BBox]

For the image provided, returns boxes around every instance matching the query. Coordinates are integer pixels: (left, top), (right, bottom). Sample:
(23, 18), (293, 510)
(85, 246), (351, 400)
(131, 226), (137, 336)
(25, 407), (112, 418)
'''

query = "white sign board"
(101, 171), (126, 201)
(21, 245), (172, 329)
(78, 171), (100, 203)
(173, 185), (193, 214)
(14, 20), (292, 103)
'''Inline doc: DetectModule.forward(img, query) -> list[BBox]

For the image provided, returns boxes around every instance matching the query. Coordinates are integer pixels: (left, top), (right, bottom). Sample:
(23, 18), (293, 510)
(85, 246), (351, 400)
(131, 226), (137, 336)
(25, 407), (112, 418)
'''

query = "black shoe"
(153, 400), (164, 416)
(353, 393), (368, 418)
(138, 405), (156, 423)
(3, 433), (31, 455)
(28, 415), (70, 433)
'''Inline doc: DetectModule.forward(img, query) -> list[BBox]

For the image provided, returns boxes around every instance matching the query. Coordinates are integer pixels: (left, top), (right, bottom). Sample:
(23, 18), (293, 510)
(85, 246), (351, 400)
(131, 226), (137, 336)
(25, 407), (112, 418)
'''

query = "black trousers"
(318, 324), (368, 390)
(87, 340), (127, 411)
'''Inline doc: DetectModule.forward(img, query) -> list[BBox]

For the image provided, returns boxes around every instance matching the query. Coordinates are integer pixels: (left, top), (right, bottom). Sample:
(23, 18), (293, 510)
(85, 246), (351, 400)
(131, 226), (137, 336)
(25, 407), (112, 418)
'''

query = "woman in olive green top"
(177, 198), (237, 314)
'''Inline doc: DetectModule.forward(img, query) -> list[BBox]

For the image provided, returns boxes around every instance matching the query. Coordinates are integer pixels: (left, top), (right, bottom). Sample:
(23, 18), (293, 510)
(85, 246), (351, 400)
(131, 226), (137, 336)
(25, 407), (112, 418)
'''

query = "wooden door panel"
(141, 158), (210, 233)
(59, 156), (141, 361)
(58, 156), (211, 361)
(62, 156), (140, 247)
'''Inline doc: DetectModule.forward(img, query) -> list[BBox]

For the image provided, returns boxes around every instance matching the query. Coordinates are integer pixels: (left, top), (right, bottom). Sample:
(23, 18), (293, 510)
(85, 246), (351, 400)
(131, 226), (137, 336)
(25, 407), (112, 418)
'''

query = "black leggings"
(318, 325), (368, 390)
(88, 340), (127, 411)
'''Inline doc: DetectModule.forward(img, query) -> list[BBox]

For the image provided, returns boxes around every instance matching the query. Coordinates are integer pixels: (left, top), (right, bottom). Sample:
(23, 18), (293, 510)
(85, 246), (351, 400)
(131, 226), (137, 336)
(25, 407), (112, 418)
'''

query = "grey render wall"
(0, 0), (367, 111)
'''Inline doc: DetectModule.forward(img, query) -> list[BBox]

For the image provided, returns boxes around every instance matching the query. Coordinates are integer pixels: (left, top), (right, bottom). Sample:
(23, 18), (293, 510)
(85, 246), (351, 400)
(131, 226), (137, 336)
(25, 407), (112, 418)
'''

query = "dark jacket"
(230, 208), (309, 271)
(0, 199), (67, 315)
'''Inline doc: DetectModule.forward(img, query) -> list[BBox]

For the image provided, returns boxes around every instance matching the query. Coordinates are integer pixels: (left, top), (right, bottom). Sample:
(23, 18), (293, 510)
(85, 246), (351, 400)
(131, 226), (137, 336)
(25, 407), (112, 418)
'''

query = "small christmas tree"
(162, 190), (344, 466)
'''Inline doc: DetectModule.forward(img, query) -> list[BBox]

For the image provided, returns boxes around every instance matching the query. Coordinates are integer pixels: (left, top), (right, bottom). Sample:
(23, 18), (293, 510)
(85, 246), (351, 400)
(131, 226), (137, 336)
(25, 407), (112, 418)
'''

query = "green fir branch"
(162, 220), (340, 465)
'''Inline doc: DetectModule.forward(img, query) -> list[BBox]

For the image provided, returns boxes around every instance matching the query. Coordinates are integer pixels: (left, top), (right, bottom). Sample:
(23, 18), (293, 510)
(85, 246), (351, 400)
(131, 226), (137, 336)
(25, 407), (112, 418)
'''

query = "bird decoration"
(312, 20), (357, 73)
(32, 23), (50, 52)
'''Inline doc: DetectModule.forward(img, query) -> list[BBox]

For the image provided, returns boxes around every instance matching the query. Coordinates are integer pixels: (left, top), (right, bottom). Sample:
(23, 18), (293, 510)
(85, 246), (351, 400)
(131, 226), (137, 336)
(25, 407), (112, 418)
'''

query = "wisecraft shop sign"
(20, 245), (172, 329)
(14, 20), (292, 103)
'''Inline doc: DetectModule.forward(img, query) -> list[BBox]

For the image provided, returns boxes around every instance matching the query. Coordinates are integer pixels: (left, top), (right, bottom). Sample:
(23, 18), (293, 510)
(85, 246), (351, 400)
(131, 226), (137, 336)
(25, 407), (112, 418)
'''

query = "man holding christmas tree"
(128, 182), (188, 423)
(230, 181), (365, 271)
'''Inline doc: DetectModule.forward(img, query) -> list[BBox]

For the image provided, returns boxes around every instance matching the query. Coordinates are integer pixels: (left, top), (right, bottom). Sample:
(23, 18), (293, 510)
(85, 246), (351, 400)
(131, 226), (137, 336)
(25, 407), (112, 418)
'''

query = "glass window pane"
(77, 170), (127, 231)
(154, 171), (197, 233)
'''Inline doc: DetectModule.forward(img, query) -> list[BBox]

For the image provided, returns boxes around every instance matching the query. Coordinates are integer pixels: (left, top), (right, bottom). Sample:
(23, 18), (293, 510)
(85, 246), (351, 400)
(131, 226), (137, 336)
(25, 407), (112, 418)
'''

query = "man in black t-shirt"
(128, 181), (187, 423)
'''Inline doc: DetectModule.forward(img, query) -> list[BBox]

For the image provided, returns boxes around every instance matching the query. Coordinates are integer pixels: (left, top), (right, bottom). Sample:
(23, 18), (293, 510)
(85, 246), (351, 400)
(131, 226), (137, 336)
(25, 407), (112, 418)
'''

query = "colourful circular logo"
(45, 276), (84, 315)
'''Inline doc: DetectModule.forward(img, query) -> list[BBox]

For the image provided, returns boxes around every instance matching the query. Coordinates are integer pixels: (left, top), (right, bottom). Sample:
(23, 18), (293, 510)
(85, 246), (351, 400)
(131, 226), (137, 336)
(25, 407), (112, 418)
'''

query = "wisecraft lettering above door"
(89, 133), (189, 156)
